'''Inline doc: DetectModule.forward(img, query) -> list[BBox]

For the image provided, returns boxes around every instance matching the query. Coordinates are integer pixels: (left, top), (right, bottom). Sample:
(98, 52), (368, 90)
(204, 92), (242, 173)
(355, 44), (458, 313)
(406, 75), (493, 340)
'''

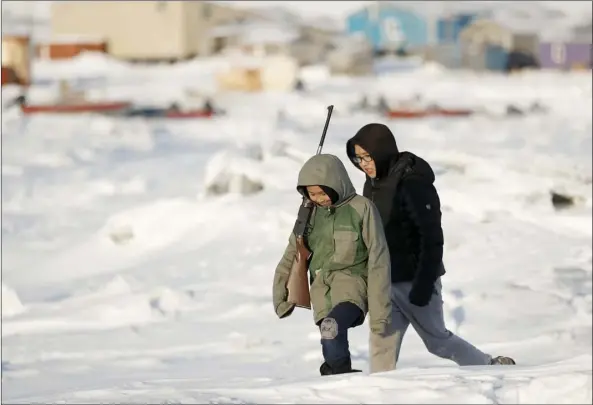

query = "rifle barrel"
(316, 105), (334, 155)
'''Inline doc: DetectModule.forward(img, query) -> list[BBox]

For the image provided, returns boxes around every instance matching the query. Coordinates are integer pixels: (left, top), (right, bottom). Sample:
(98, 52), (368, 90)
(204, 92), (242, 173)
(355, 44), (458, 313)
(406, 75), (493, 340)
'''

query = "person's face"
(306, 185), (332, 207)
(353, 144), (376, 178)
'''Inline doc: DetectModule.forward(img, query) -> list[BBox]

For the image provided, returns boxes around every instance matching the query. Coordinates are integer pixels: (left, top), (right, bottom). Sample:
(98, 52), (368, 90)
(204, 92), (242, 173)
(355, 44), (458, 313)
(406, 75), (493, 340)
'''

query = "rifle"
(286, 105), (334, 309)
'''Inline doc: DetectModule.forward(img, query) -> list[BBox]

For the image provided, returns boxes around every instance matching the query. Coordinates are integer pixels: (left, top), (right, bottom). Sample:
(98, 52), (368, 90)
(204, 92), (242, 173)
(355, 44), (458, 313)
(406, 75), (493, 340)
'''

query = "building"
(458, 17), (545, 71)
(207, 9), (338, 66)
(436, 13), (478, 44)
(246, 7), (339, 65)
(345, 3), (429, 53)
(50, 1), (250, 62)
(459, 18), (527, 53)
(539, 42), (592, 70)
(35, 37), (108, 60)
(296, 19), (341, 66)
(1, 34), (31, 85)
(457, 18), (513, 71)
(535, 18), (591, 70)
(417, 12), (479, 69)
(455, 3), (591, 72)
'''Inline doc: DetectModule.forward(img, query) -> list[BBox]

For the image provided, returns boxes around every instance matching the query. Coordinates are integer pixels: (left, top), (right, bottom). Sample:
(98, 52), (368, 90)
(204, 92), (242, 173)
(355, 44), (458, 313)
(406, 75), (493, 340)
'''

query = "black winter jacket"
(346, 123), (445, 304)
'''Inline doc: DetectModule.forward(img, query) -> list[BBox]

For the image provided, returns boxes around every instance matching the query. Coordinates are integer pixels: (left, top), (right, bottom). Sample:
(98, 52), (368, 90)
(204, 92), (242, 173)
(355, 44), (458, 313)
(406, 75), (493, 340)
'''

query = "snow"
(210, 20), (300, 46)
(2, 283), (26, 317)
(240, 22), (300, 46)
(38, 34), (107, 45)
(2, 50), (592, 404)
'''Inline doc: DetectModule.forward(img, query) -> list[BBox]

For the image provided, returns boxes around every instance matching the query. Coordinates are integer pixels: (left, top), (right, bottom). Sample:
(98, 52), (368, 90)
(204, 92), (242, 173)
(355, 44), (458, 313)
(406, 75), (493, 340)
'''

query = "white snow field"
(1, 54), (592, 403)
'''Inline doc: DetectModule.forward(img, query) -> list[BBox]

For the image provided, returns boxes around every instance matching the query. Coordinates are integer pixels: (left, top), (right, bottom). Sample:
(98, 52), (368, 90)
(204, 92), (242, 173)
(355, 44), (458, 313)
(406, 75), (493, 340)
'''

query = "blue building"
(484, 44), (509, 71)
(345, 4), (429, 52)
(437, 13), (478, 44)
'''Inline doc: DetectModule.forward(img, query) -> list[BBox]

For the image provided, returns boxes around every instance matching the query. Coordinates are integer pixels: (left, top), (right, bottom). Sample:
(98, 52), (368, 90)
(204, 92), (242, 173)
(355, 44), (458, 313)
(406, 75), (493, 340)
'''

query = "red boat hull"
(165, 110), (214, 119)
(433, 108), (474, 117)
(386, 108), (474, 119)
(386, 110), (429, 119)
(20, 101), (131, 115)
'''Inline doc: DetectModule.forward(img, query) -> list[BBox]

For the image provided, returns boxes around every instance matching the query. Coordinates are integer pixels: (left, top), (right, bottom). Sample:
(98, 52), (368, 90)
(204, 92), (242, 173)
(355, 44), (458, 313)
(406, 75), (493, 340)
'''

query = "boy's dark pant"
(318, 301), (364, 374)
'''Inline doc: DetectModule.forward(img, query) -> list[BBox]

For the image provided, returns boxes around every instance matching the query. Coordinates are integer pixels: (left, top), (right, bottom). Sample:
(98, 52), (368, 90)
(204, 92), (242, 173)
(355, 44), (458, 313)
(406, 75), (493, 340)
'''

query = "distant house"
(345, 3), (429, 53)
(50, 1), (250, 62)
(456, 2), (592, 72)
(209, 20), (300, 58)
(297, 19), (341, 65)
(1, 34), (31, 86)
(459, 18), (539, 52)
(457, 19), (514, 71)
(527, 16), (592, 71)
(538, 42), (592, 70)
(209, 8), (339, 66)
(233, 6), (339, 65)
(458, 16), (547, 71)
(436, 13), (478, 44)
(418, 12), (479, 69)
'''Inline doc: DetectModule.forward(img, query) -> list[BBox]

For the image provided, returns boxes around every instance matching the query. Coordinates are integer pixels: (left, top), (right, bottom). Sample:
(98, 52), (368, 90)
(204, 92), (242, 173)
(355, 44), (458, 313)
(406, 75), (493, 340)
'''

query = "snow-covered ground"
(1, 54), (592, 403)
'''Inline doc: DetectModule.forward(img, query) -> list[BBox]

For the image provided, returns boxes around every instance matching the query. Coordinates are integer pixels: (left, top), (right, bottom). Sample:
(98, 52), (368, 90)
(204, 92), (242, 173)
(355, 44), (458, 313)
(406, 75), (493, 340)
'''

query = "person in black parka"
(346, 123), (516, 373)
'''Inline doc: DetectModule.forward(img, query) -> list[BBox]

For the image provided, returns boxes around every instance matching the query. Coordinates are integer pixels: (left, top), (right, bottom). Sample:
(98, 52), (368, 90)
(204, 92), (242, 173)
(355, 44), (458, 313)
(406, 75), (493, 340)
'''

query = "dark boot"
(318, 302), (364, 377)
(319, 358), (362, 376)
(319, 361), (333, 376)
(490, 355), (516, 365)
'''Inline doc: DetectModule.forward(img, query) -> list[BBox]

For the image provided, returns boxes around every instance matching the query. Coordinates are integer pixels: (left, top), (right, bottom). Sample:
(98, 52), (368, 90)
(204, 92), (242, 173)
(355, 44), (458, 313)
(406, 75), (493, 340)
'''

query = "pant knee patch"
(320, 317), (338, 339)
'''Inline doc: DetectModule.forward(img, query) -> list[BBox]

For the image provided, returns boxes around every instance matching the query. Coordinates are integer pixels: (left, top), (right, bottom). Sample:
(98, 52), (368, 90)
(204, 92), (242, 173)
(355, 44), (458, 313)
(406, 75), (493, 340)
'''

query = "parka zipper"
(370, 178), (377, 202)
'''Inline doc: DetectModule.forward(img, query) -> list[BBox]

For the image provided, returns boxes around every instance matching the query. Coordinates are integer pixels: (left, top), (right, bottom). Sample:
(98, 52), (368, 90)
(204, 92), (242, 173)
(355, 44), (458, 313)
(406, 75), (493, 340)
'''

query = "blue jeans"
(318, 301), (364, 370)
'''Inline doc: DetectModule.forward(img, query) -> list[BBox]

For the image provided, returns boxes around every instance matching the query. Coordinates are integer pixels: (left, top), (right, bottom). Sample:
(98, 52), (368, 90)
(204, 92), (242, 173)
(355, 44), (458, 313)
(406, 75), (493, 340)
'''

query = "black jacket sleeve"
(401, 177), (444, 291)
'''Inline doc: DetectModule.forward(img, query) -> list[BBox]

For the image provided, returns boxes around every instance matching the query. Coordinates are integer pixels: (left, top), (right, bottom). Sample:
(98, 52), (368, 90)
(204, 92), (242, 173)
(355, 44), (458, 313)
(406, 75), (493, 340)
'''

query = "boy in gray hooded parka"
(273, 154), (392, 375)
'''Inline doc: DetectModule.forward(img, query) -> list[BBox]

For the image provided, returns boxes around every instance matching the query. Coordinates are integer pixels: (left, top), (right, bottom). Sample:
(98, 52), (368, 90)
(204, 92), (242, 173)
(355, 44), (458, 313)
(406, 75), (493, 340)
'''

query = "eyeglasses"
(352, 154), (373, 164)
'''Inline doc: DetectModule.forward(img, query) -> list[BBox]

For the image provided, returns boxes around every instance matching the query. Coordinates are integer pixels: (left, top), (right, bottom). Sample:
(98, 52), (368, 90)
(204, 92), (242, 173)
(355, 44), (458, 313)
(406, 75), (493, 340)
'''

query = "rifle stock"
(286, 236), (312, 308)
(285, 105), (334, 310)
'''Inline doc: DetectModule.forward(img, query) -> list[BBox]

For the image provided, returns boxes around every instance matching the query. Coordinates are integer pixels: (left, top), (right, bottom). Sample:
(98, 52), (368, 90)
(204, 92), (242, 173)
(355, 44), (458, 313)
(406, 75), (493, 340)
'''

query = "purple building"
(539, 42), (592, 70)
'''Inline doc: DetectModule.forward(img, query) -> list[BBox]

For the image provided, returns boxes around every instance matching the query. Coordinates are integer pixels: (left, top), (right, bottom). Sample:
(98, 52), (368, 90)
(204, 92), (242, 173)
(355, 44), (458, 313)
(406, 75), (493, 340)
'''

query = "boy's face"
(306, 185), (332, 207)
(353, 144), (376, 178)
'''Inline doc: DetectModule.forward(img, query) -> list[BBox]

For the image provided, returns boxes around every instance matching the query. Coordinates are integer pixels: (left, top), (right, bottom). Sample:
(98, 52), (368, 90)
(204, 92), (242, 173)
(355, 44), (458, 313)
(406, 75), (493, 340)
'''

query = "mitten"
(408, 282), (435, 307)
(370, 320), (389, 336)
(275, 301), (296, 319)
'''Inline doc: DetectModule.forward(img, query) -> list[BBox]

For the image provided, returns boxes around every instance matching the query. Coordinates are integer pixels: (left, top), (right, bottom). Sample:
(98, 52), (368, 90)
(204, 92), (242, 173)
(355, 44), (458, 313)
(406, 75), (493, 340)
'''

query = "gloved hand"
(408, 282), (435, 307)
(370, 321), (389, 336)
(275, 301), (296, 319)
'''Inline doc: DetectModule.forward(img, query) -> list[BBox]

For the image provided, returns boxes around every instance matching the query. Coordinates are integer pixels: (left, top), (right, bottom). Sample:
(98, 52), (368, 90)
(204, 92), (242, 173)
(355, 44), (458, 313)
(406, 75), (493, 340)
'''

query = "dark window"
(213, 37), (226, 53)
